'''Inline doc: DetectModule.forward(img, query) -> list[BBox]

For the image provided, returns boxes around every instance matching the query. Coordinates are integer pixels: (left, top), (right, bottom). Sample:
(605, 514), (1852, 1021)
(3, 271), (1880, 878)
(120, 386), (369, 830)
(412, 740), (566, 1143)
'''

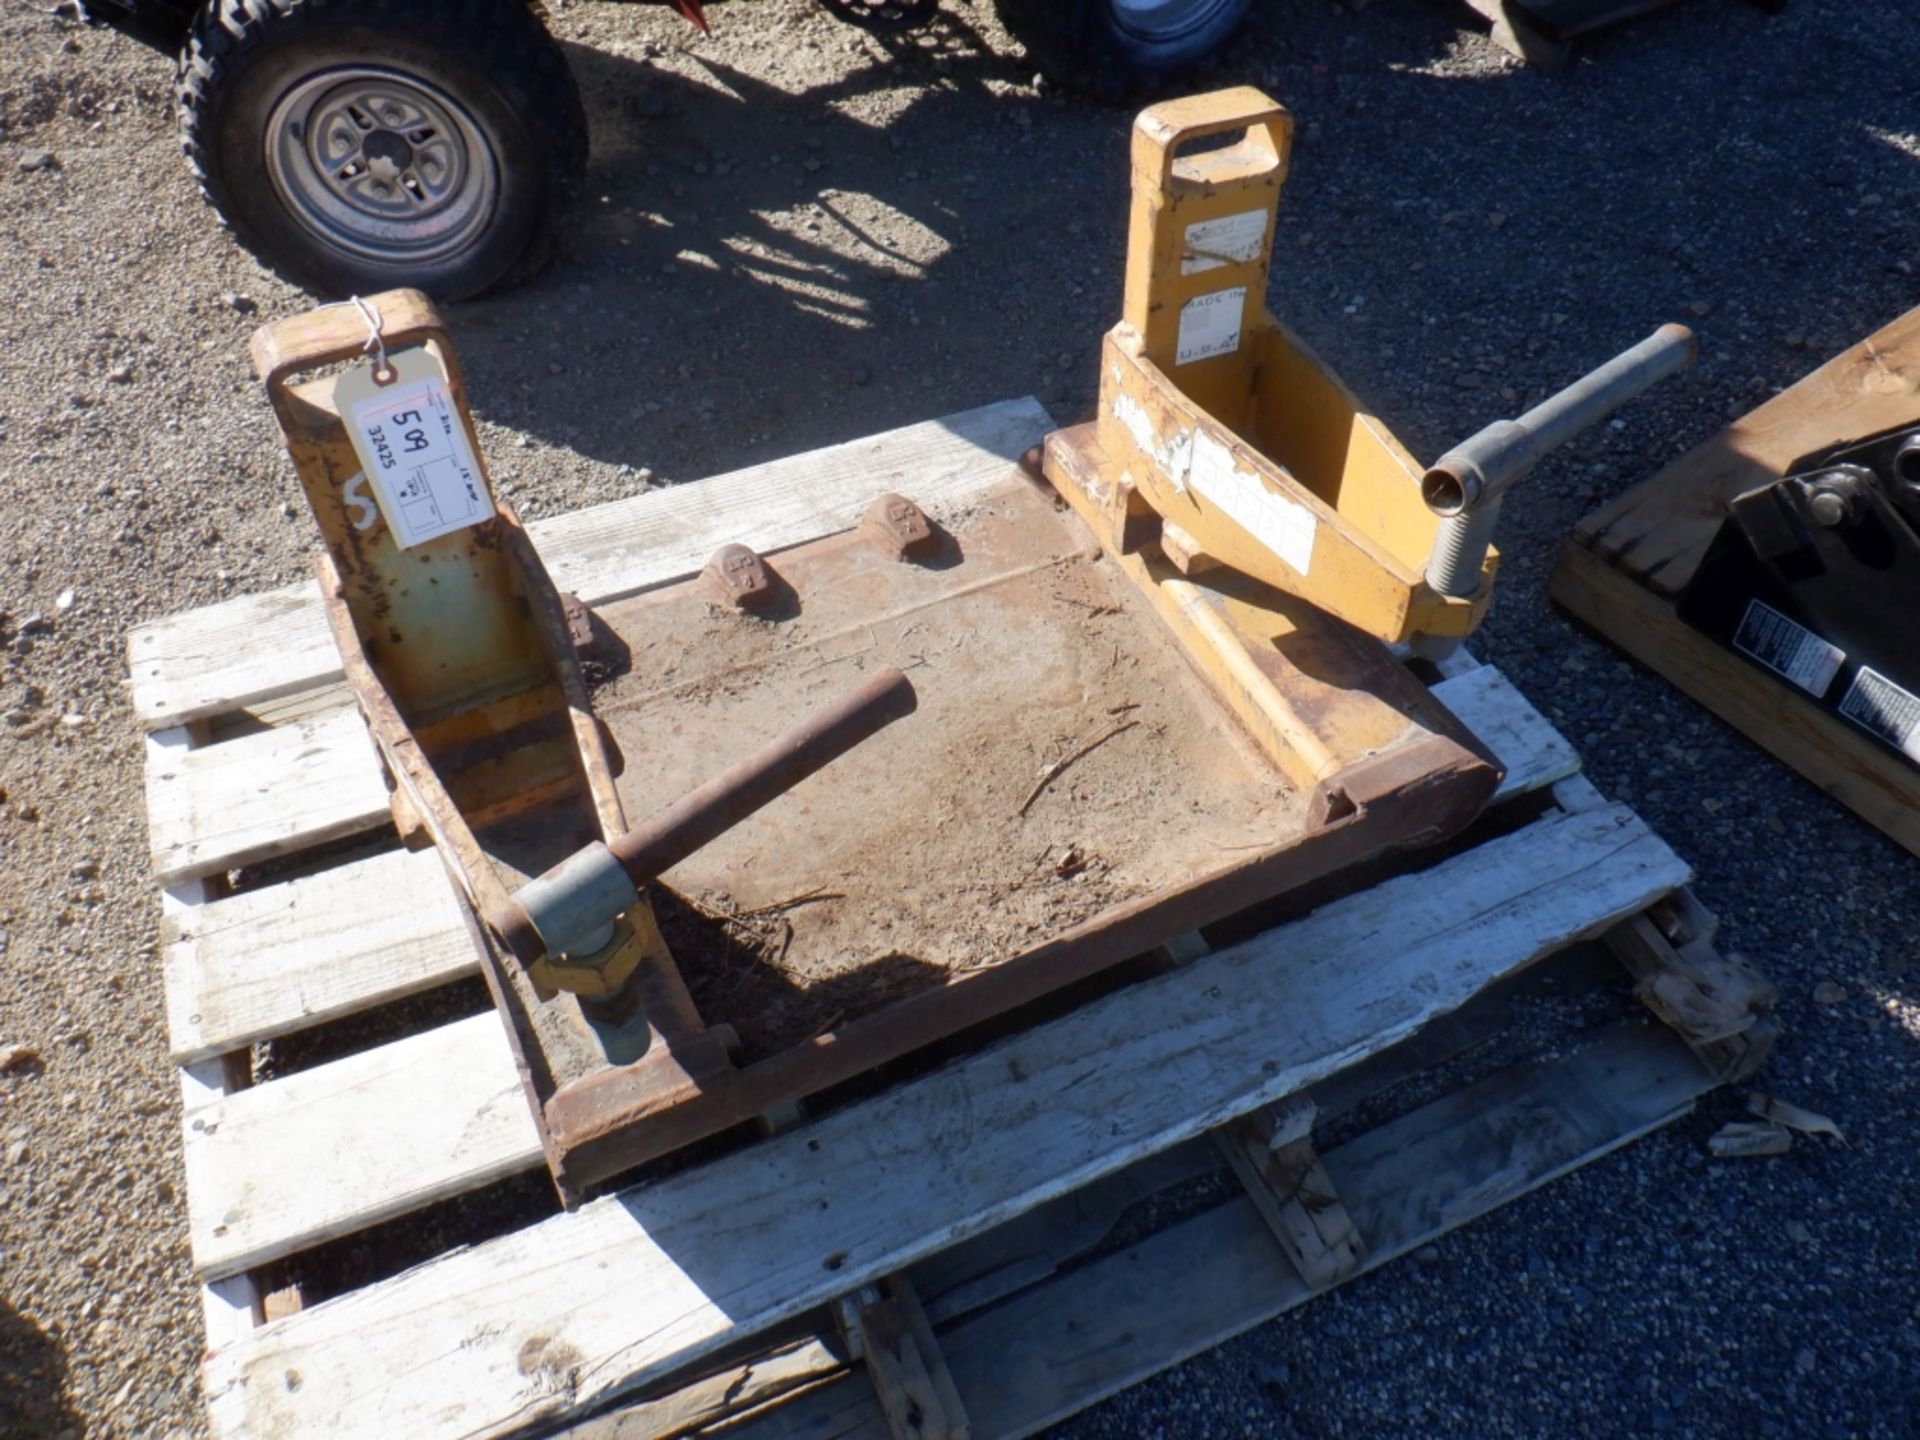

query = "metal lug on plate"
(387, 784), (434, 851)
(560, 591), (595, 651)
(859, 492), (938, 562)
(703, 542), (775, 611)
(1159, 520), (1220, 576)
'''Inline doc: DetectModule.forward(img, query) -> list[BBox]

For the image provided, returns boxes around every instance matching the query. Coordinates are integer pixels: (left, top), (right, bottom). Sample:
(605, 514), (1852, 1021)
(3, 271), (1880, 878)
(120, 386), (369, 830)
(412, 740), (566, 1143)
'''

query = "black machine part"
(1677, 420), (1920, 770)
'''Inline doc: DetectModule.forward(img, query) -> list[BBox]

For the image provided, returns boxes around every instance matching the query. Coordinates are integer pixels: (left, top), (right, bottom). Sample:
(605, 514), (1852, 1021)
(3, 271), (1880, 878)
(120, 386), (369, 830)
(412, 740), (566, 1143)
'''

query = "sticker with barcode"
(1839, 666), (1920, 762)
(1182, 210), (1268, 275)
(335, 347), (494, 549)
(1731, 599), (1844, 697)
(1176, 287), (1245, 366)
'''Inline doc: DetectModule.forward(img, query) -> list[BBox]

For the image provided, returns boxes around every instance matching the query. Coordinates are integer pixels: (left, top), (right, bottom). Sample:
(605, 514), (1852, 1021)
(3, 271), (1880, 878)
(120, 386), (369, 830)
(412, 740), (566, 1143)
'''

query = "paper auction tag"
(334, 347), (494, 548)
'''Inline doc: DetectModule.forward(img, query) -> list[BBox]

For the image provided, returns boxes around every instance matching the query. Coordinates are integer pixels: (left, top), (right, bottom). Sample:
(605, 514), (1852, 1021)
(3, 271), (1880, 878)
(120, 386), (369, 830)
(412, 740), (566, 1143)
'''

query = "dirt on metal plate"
(593, 474), (1305, 1057)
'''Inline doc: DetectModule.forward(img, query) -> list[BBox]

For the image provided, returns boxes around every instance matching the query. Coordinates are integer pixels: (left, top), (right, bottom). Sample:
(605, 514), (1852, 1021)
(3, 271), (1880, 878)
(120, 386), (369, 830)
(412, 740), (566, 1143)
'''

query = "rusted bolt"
(1018, 443), (1045, 477)
(703, 542), (775, 610)
(859, 492), (937, 562)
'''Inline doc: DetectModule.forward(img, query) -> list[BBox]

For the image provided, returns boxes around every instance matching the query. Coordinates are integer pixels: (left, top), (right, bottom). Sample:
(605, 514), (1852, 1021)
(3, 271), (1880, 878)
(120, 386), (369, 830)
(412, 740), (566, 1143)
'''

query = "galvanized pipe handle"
(1421, 324), (1697, 521)
(489, 667), (918, 966)
(1420, 324), (1696, 610)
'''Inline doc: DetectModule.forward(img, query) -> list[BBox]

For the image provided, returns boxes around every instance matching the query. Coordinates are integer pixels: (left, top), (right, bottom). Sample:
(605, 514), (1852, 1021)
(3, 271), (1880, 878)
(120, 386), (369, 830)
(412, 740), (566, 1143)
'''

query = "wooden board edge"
(1550, 538), (1920, 856)
(652, 1022), (1714, 1440)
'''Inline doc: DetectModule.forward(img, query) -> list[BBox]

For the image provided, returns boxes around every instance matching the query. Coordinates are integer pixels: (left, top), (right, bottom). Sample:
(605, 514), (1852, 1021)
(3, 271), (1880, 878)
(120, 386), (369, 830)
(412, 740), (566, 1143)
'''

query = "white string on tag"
(319, 294), (394, 384)
(348, 295), (393, 384)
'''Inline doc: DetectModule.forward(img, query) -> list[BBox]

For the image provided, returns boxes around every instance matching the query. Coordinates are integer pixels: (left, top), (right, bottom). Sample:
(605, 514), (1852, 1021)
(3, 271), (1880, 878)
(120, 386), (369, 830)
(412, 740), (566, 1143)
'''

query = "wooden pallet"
(1551, 304), (1920, 858)
(134, 397), (1775, 1440)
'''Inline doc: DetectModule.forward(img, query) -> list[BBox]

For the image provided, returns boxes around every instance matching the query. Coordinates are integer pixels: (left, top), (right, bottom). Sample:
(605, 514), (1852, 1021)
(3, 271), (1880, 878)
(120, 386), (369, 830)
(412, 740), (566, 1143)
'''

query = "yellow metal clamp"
(1095, 87), (1494, 646)
(1121, 87), (1292, 390)
(1090, 86), (1694, 653)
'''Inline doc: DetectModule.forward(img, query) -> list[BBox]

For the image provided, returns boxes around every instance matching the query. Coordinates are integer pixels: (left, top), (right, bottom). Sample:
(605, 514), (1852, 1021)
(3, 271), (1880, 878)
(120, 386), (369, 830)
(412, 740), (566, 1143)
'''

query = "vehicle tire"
(993, 0), (1253, 99)
(178, 0), (587, 300)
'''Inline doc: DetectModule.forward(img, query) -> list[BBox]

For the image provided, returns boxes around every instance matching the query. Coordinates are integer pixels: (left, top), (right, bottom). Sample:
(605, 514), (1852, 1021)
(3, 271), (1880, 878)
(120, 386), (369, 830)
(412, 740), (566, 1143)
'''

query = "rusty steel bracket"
(251, 290), (930, 1203)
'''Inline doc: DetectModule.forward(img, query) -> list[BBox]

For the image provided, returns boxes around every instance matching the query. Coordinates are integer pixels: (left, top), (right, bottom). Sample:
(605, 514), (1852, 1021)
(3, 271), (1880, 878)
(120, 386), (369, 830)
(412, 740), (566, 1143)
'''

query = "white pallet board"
(199, 800), (1687, 1435)
(145, 704), (390, 887)
(185, 1012), (535, 1282)
(715, 1023), (1711, 1440)
(170, 662), (1578, 1279)
(126, 398), (1052, 728)
(162, 845), (470, 1065)
(152, 725), (266, 1352)
(1437, 664), (1579, 800)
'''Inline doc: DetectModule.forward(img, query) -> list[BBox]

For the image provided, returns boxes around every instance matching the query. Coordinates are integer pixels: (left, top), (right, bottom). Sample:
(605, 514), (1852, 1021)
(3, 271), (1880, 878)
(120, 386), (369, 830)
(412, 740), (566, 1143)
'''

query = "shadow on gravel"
(420, 0), (1920, 525)
(0, 1300), (80, 1439)
(438, 18), (1123, 478)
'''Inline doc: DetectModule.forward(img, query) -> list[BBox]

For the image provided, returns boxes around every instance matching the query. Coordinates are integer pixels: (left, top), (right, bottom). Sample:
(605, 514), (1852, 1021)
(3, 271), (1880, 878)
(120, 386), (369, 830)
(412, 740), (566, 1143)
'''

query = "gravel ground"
(2, 0), (1917, 1436)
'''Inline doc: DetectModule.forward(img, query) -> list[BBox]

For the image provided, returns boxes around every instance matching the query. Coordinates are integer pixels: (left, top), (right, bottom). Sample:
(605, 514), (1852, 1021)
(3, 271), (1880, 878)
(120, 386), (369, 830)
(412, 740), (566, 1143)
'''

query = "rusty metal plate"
(591, 472), (1307, 1060)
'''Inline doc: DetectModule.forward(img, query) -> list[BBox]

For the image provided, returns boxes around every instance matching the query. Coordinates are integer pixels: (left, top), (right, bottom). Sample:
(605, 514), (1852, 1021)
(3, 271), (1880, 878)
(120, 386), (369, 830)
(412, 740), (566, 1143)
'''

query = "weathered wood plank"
(954, 1024), (1711, 1438)
(128, 399), (1052, 728)
(129, 584), (340, 733)
(154, 729), (266, 1352)
(145, 705), (390, 886)
(201, 802), (1686, 1438)
(163, 845), (471, 1065)
(185, 1013), (536, 1281)
(1216, 1098), (1364, 1289)
(566, 1338), (848, 1440)
(1430, 664), (1579, 801)
(181, 797), (1666, 1285)
(722, 1023), (1710, 1440)
(557, 1144), (1218, 1439)
(907, 1145), (1218, 1331)
(834, 1278), (970, 1440)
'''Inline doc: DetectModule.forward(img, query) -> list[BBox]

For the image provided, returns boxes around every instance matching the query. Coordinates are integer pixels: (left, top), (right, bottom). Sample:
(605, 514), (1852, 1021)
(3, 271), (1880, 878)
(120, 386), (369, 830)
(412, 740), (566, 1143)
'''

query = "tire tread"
(177, 0), (587, 297)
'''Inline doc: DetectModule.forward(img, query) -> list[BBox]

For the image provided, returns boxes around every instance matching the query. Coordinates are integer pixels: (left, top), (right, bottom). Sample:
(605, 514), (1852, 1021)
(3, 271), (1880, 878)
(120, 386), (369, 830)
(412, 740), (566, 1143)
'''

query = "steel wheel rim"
(1107, 0), (1237, 43)
(265, 66), (499, 266)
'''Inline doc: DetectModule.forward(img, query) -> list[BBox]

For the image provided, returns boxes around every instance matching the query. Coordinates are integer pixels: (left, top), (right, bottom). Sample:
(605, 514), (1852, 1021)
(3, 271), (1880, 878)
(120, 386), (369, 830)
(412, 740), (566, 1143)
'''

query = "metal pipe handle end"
(1653, 321), (1699, 363)
(1421, 322), (1698, 518)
